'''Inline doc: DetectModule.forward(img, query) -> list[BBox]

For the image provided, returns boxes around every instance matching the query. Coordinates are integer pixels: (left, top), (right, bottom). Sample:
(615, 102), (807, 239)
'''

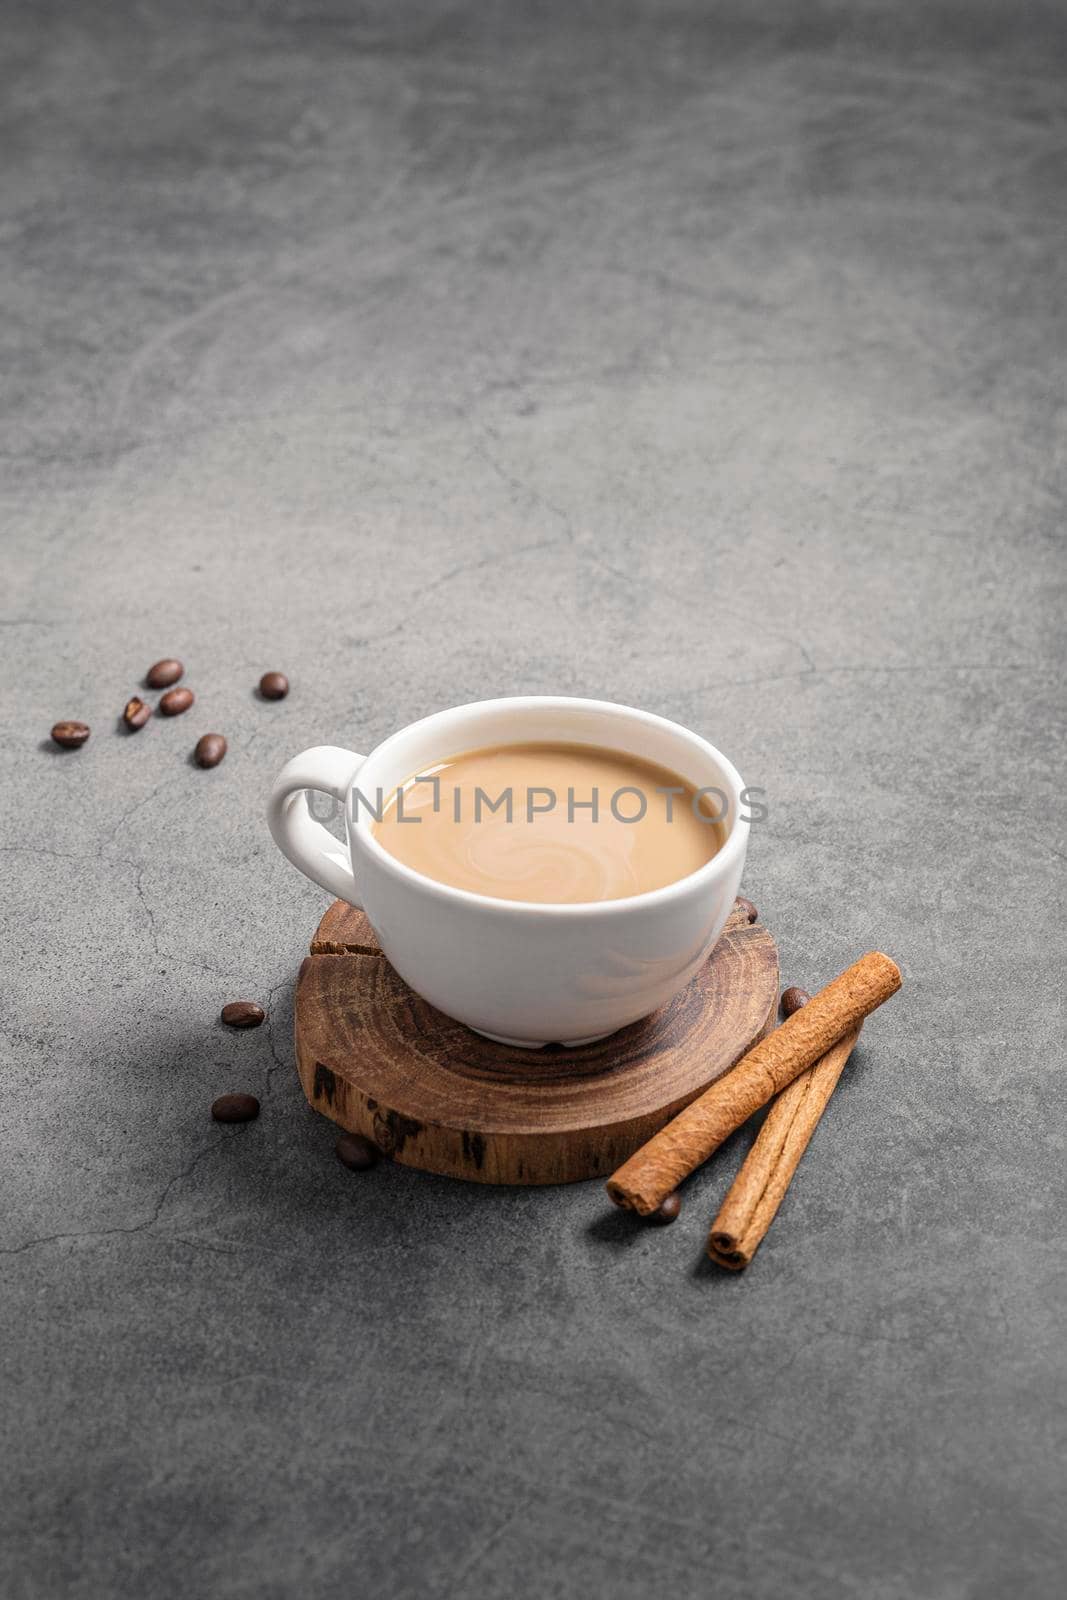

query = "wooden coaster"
(295, 901), (779, 1186)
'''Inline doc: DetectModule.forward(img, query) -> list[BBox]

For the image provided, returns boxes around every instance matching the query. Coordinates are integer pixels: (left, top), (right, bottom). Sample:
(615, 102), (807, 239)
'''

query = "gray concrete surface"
(2, 3), (1065, 1596)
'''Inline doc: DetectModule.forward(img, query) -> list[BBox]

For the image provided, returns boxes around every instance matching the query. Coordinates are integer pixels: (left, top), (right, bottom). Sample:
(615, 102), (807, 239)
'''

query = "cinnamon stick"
(707, 1023), (861, 1269)
(606, 951), (901, 1215)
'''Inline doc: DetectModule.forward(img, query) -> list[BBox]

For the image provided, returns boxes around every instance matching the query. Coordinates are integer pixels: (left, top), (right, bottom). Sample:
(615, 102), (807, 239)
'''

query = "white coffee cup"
(268, 696), (749, 1047)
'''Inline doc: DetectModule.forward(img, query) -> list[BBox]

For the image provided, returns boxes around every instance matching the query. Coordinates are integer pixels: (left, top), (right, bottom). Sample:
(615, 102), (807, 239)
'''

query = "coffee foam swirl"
(373, 743), (725, 905)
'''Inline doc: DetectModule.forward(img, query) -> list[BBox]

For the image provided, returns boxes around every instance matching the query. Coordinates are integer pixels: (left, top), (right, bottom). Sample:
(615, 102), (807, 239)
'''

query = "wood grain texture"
(295, 900), (779, 1185)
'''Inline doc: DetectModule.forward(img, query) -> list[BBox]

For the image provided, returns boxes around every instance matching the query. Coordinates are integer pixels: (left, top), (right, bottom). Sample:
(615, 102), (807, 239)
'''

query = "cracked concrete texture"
(2, 2), (1065, 1596)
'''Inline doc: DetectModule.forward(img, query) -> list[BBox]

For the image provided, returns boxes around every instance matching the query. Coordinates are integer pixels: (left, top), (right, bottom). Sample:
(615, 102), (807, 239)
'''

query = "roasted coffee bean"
(51, 720), (90, 749)
(158, 687), (194, 716)
(259, 671), (289, 701)
(123, 696), (151, 731)
(335, 1132), (380, 1171)
(195, 733), (227, 768)
(221, 1000), (265, 1029)
(146, 658), (183, 689)
(649, 1192), (681, 1226)
(211, 1092), (260, 1123)
(780, 985), (811, 1018)
(735, 896), (758, 924)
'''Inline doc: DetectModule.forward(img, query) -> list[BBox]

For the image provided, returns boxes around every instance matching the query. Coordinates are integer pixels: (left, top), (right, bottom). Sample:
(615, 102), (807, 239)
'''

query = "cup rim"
(348, 695), (748, 917)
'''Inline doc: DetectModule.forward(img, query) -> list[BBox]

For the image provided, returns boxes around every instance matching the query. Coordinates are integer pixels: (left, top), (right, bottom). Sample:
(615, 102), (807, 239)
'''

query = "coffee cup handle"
(267, 746), (366, 907)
